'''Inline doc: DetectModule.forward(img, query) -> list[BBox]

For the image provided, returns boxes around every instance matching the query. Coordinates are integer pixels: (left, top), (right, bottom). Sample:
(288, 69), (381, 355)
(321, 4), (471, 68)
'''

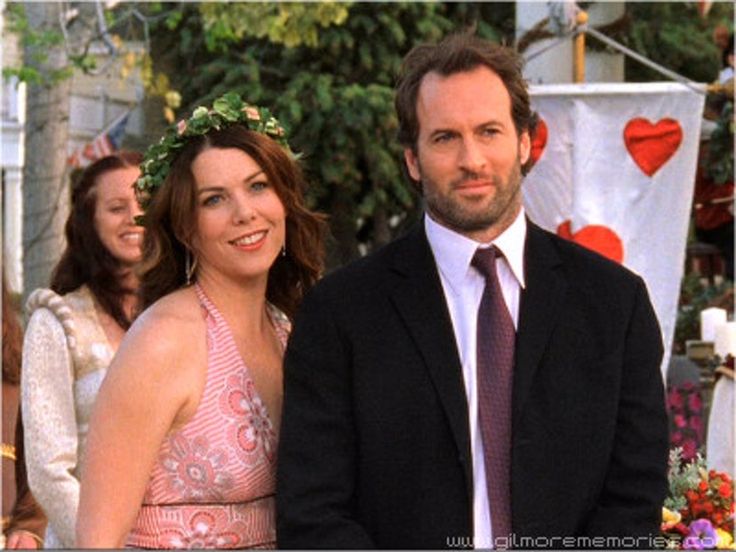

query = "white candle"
(701, 307), (727, 342)
(714, 321), (736, 358)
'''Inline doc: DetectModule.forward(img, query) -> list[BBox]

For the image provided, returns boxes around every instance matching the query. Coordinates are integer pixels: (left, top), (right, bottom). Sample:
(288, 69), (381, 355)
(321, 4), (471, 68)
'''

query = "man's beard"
(421, 156), (523, 236)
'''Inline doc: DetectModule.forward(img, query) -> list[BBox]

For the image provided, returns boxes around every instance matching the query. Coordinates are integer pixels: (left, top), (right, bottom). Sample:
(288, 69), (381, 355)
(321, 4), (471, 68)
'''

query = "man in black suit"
(277, 33), (669, 549)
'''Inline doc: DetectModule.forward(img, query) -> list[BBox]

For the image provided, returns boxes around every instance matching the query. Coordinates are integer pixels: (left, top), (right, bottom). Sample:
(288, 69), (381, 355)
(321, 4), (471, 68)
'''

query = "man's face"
(404, 66), (530, 243)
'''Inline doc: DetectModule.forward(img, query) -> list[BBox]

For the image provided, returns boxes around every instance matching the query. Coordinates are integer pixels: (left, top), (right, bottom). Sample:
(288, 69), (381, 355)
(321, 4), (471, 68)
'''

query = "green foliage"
(149, 3), (514, 264)
(200, 2), (350, 50)
(2, 2), (130, 87)
(705, 100), (734, 185)
(624, 2), (733, 83)
(3, 2), (67, 85)
(664, 448), (705, 513)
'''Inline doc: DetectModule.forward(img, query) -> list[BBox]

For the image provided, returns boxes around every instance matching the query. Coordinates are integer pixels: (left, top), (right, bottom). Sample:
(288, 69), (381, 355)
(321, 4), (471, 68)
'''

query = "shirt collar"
(425, 208), (527, 295)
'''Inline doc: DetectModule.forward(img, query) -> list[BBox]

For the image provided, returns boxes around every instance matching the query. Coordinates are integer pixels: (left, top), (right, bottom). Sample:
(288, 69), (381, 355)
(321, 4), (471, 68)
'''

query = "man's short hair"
(395, 33), (534, 151)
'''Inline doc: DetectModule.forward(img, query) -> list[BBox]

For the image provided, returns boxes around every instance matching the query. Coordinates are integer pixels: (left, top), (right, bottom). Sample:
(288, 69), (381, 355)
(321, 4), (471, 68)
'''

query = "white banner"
(523, 83), (706, 377)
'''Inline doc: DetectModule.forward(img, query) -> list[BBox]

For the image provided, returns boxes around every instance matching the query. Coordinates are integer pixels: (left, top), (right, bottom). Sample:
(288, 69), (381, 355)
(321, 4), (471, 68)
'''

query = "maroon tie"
(472, 246), (514, 547)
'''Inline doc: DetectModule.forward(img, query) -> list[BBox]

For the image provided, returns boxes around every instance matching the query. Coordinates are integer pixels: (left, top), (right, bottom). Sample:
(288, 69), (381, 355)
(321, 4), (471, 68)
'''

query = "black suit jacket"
(277, 220), (669, 549)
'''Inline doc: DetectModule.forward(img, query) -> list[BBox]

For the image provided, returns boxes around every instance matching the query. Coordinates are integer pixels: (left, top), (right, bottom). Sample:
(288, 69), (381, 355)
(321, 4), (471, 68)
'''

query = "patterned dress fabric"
(126, 284), (289, 549)
(21, 286), (116, 548)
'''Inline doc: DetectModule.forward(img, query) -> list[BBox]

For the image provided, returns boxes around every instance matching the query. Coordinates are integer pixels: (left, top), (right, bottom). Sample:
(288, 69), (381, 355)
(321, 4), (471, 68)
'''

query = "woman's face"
(190, 147), (286, 284)
(93, 166), (144, 267)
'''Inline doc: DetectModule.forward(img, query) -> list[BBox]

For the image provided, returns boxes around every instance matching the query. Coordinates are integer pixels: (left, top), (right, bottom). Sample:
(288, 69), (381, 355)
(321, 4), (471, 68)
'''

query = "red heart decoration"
(623, 118), (682, 177)
(530, 117), (548, 165)
(557, 220), (624, 264)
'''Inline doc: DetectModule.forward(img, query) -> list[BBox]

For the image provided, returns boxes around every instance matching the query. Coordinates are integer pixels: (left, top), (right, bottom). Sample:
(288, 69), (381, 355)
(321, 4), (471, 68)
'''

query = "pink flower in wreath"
(159, 509), (246, 549)
(176, 119), (187, 135)
(160, 434), (233, 501)
(244, 106), (261, 121)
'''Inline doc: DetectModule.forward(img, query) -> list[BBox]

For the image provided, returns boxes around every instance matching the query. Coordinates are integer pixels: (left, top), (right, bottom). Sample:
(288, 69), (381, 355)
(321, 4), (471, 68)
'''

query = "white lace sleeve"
(21, 307), (80, 548)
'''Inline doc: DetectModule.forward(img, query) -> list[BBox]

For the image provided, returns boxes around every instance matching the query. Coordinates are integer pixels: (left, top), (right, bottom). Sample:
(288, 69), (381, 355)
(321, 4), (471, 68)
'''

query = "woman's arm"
(21, 309), (80, 547)
(76, 307), (202, 548)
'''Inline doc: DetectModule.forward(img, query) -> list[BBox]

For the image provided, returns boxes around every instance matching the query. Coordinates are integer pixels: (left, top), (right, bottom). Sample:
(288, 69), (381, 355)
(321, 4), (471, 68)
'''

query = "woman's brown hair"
(2, 274), (23, 385)
(50, 151), (143, 329)
(138, 125), (326, 319)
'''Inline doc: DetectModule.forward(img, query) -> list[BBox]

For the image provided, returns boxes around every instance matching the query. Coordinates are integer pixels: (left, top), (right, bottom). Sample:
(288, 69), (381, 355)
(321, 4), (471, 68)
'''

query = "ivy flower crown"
(135, 92), (293, 215)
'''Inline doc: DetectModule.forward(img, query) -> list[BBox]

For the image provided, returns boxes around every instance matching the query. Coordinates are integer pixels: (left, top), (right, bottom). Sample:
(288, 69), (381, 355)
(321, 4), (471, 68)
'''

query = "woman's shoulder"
(25, 286), (97, 324)
(25, 288), (77, 347)
(123, 287), (204, 360)
(110, 288), (207, 410)
(136, 286), (203, 328)
(26, 288), (67, 317)
(26, 286), (105, 353)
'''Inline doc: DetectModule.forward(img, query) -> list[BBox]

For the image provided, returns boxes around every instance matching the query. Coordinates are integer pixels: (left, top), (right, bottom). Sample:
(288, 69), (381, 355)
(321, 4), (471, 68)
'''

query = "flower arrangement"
(662, 448), (735, 549)
(667, 382), (705, 461)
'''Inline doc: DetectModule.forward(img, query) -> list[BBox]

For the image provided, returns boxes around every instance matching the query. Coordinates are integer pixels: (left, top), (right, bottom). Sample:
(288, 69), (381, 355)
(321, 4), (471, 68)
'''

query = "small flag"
(68, 112), (130, 168)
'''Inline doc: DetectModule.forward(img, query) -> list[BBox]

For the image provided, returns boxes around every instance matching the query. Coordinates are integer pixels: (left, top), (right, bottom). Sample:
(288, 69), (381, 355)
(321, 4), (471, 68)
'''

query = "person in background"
(76, 94), (325, 549)
(3, 275), (46, 549)
(716, 31), (734, 84)
(21, 152), (144, 548)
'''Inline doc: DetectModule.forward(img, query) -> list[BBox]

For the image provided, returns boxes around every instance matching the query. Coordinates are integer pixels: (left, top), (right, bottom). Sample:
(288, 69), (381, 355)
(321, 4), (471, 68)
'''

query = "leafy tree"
(148, 2), (514, 268)
(623, 2), (733, 84)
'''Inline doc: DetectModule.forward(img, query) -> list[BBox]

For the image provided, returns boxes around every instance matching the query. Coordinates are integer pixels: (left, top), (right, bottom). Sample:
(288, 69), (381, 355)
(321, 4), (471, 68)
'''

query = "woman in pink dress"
(76, 94), (326, 549)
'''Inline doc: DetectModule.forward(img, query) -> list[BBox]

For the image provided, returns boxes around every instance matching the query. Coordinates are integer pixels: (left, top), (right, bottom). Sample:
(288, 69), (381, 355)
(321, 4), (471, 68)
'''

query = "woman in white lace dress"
(21, 152), (143, 548)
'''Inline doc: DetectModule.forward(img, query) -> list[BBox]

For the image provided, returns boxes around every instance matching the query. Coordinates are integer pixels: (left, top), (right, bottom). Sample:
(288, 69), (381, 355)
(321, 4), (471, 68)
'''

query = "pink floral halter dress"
(126, 283), (290, 549)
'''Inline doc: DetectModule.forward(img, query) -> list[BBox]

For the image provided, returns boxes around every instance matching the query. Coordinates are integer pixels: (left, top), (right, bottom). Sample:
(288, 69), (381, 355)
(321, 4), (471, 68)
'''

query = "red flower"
(719, 482), (732, 499)
(699, 481), (709, 492)
(713, 512), (724, 527)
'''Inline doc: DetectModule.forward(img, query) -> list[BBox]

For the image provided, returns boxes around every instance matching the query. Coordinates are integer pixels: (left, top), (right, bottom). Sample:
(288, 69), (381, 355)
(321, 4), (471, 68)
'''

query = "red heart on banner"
(623, 118), (682, 177)
(530, 117), (548, 165)
(557, 220), (624, 264)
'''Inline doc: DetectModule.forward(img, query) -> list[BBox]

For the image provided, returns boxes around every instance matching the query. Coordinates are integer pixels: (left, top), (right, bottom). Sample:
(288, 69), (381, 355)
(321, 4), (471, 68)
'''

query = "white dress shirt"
(425, 209), (527, 549)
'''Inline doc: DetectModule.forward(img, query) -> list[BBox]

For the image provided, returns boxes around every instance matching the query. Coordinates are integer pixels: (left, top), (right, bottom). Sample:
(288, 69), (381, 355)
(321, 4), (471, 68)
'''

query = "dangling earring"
(185, 249), (198, 285)
(281, 243), (286, 257)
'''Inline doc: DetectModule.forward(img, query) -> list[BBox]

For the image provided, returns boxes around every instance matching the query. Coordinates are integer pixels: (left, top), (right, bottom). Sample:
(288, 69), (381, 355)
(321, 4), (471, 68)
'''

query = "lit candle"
(701, 307), (727, 342)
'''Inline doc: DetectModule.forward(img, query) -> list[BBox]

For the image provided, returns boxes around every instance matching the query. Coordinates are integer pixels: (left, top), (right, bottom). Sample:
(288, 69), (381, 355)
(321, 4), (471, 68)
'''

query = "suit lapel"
(513, 221), (568, 423)
(387, 224), (472, 489)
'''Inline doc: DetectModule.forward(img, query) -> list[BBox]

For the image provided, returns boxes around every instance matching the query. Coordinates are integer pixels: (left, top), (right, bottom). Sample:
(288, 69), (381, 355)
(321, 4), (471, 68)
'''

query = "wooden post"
(574, 10), (588, 83)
